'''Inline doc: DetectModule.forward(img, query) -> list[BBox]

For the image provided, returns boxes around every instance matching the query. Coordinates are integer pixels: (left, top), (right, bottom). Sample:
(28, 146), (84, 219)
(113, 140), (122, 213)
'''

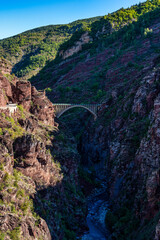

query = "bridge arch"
(57, 105), (97, 119)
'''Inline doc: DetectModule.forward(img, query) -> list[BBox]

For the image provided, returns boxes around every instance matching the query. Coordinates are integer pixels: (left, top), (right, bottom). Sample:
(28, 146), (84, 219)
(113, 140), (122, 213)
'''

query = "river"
(81, 179), (109, 240)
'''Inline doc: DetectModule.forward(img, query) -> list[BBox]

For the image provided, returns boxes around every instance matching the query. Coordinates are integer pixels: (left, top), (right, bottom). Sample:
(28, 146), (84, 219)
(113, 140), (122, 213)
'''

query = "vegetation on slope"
(28, 5), (160, 238)
(0, 2), (160, 238)
(29, 3), (160, 105)
(1, 0), (159, 81)
(0, 17), (100, 79)
(57, 0), (160, 56)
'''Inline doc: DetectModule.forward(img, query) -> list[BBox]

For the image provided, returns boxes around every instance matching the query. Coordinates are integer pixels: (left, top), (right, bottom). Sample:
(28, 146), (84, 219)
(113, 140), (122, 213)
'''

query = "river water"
(81, 179), (109, 240)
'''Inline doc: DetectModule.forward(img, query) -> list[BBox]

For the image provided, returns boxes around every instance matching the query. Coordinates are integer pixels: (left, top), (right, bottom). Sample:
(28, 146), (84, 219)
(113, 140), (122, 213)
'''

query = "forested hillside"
(0, 17), (100, 79)
(1, 0), (160, 239)
(0, 0), (159, 81)
(30, 0), (160, 105)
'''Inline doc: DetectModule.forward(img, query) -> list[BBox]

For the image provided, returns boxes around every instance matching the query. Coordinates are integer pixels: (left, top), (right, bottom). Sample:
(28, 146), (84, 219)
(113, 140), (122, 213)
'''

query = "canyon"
(0, 1), (160, 239)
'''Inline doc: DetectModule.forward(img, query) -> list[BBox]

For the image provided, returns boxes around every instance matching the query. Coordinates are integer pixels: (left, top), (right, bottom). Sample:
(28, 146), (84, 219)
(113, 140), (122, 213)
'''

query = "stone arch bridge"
(53, 103), (101, 119)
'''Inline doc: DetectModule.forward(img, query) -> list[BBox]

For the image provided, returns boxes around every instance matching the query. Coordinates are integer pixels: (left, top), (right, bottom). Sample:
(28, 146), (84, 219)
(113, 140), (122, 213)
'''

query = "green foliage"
(17, 104), (24, 113)
(90, 0), (159, 40)
(9, 227), (21, 240)
(58, 28), (86, 54)
(0, 128), (3, 135)
(144, 27), (153, 37)
(27, 1), (160, 106)
(132, 211), (160, 240)
(45, 87), (52, 92)
(1, 112), (5, 118)
(0, 163), (4, 171)
(20, 198), (34, 215)
(2, 0), (159, 80)
(105, 207), (140, 239)
(56, 133), (66, 143)
(3, 172), (10, 182)
(63, 228), (76, 240)
(94, 89), (106, 101)
(0, 232), (5, 240)
(4, 116), (24, 139)
(17, 105), (25, 118)
(11, 205), (16, 213)
(0, 17), (100, 78)
(78, 167), (99, 187)
(16, 189), (25, 198)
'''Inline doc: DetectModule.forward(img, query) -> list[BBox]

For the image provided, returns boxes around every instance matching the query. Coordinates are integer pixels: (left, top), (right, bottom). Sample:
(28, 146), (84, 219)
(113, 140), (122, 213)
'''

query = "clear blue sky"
(0, 0), (145, 40)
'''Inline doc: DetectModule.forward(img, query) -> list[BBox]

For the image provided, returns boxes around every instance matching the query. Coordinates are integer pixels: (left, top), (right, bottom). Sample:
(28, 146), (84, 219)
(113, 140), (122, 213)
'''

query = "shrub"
(0, 232), (5, 240)
(17, 105), (24, 113)
(144, 28), (153, 37)
(45, 87), (52, 92)
(0, 163), (4, 171)
(16, 189), (25, 198)
(105, 207), (140, 239)
(0, 128), (3, 135)
(9, 227), (21, 240)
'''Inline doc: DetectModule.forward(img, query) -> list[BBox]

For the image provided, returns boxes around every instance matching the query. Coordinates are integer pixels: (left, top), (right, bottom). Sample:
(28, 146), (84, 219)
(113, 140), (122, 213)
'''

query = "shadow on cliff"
(13, 126), (87, 240)
(32, 171), (86, 240)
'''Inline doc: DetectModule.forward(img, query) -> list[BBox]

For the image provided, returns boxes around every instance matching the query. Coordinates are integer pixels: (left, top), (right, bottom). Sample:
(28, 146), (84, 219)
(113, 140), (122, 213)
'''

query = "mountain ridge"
(0, 1), (160, 239)
(1, 0), (159, 80)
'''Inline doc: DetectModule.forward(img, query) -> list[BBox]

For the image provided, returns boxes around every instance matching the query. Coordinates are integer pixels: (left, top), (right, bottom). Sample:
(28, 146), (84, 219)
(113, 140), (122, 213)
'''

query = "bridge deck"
(53, 103), (101, 119)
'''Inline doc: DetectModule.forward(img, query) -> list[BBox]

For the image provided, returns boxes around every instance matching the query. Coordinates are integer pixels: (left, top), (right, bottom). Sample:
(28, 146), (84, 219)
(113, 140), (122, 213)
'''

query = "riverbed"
(81, 179), (109, 240)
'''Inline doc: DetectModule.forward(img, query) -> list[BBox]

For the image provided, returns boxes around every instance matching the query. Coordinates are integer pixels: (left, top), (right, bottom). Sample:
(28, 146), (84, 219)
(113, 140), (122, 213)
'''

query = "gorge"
(0, 0), (160, 239)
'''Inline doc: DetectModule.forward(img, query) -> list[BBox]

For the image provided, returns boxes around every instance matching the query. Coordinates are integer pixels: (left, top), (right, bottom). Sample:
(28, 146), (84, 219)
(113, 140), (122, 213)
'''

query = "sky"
(0, 0), (145, 40)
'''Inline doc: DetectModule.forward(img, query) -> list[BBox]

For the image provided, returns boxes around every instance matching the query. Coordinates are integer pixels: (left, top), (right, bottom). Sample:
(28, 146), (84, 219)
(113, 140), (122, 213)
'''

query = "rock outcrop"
(0, 70), (56, 126)
(59, 32), (92, 59)
(0, 62), (86, 240)
(79, 64), (160, 239)
(0, 58), (12, 75)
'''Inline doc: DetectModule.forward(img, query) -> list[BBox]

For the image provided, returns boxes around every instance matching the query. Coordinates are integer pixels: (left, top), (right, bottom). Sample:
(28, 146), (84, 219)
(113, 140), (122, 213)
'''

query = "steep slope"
(0, 60), (86, 240)
(1, 0), (159, 82)
(1, 1), (160, 239)
(30, 4), (160, 105)
(79, 66), (160, 240)
(0, 17), (100, 80)
(29, 2), (160, 240)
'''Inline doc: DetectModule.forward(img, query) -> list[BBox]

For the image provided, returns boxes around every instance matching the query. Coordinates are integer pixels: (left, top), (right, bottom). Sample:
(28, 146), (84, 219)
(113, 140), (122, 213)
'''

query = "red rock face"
(0, 88), (7, 107)
(14, 81), (56, 126)
(0, 130), (52, 240)
(0, 69), (84, 239)
(16, 81), (32, 110)
(0, 70), (56, 126)
(133, 91), (160, 219)
(31, 89), (56, 126)
(13, 134), (63, 187)
(0, 73), (13, 104)
(20, 218), (51, 240)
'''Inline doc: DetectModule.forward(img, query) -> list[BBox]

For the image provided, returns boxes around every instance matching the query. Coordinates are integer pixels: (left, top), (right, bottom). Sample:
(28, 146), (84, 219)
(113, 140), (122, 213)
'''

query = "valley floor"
(81, 178), (109, 240)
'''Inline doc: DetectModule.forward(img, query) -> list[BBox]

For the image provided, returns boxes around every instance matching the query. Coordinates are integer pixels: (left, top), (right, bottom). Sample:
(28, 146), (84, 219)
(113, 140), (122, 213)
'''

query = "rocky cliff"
(59, 32), (92, 60)
(78, 57), (160, 239)
(0, 61), (86, 240)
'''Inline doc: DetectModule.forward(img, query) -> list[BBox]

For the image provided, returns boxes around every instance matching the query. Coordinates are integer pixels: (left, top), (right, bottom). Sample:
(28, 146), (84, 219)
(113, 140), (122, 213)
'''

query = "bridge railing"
(52, 103), (101, 106)
(52, 104), (101, 117)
